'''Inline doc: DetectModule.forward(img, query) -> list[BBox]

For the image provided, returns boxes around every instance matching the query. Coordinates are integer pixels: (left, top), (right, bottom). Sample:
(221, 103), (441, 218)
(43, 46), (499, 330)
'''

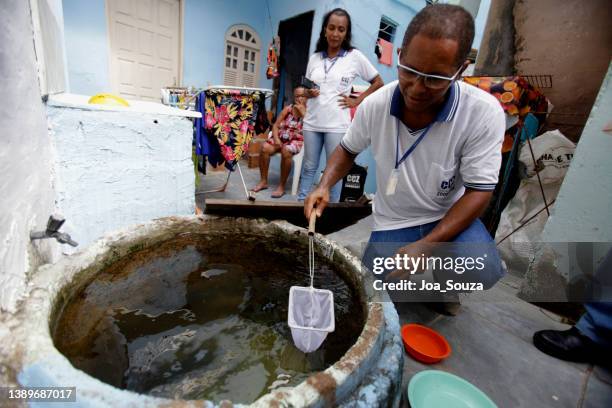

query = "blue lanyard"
(324, 57), (339, 78)
(394, 119), (434, 169)
(322, 49), (346, 79)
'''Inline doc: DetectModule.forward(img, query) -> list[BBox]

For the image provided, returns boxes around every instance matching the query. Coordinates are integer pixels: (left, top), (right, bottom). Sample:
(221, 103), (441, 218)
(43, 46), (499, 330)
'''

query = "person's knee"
(280, 146), (293, 158)
(439, 245), (504, 290)
(302, 155), (319, 170)
(261, 143), (274, 155)
(475, 250), (505, 289)
(362, 240), (404, 276)
(453, 219), (493, 243)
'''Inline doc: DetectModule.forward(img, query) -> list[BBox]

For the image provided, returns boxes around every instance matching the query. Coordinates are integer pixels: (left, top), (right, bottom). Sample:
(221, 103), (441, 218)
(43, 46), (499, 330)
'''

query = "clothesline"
(206, 85), (275, 96)
(185, 85), (274, 107)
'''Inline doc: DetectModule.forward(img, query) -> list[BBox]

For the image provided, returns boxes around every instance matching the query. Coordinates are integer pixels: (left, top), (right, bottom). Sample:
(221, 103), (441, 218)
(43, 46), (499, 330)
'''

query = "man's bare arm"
(421, 188), (492, 243)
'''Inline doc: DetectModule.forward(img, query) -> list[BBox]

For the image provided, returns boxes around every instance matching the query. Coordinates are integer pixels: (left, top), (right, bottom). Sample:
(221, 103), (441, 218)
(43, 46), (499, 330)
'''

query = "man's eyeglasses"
(397, 52), (463, 90)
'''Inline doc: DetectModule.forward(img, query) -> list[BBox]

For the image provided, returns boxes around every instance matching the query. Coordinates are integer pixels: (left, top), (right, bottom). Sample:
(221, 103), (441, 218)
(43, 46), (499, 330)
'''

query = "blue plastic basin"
(408, 370), (497, 408)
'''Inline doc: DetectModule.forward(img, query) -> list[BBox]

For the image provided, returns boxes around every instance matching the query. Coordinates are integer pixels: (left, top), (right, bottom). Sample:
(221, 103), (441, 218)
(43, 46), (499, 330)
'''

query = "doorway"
(274, 11), (314, 115)
(106, 0), (182, 101)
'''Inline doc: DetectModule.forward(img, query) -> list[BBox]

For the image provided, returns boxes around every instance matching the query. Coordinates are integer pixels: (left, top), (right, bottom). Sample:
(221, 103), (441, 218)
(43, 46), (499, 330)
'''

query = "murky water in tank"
(53, 234), (364, 403)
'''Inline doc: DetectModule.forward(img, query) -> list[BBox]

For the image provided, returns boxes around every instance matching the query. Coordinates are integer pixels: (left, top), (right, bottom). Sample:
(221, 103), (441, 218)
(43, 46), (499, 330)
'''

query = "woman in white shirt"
(298, 8), (383, 202)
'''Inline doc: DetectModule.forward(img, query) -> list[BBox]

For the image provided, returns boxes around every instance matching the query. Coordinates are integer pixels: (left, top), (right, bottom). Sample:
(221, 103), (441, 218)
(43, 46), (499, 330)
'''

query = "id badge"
(386, 169), (399, 196)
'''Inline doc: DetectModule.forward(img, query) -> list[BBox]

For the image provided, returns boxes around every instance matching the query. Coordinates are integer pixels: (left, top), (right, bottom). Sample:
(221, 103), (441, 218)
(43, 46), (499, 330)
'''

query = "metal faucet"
(30, 215), (78, 247)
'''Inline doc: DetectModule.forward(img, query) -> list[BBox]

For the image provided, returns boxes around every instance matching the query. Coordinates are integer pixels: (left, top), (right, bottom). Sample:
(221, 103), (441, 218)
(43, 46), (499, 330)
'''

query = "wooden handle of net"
(308, 211), (317, 236)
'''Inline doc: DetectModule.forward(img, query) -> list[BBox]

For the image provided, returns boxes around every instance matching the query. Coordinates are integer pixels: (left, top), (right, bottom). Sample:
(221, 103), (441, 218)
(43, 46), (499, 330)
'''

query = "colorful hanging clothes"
(266, 37), (280, 79)
(376, 38), (393, 66)
(194, 93), (224, 170)
(463, 76), (549, 152)
(204, 89), (262, 170)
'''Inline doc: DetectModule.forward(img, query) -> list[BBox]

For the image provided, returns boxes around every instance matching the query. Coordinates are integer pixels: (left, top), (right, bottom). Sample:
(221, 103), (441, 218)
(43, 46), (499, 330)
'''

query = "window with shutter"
(223, 25), (260, 87)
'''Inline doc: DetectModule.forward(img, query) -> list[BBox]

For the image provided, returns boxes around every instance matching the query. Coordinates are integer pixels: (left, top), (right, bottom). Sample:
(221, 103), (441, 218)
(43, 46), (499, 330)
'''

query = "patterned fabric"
(266, 105), (304, 154)
(463, 76), (549, 152)
(204, 89), (262, 170)
(194, 93), (224, 170)
(279, 106), (303, 144)
(266, 37), (280, 79)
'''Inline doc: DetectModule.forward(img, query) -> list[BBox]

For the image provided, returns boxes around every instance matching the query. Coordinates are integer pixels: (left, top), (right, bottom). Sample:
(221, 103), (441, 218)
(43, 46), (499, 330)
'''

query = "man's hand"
(304, 187), (329, 220)
(386, 240), (433, 281)
(294, 102), (306, 117)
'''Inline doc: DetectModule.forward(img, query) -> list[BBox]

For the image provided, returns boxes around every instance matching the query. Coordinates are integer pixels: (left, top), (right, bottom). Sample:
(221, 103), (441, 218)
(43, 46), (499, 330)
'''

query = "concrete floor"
(196, 157), (612, 408)
(196, 154), (298, 208)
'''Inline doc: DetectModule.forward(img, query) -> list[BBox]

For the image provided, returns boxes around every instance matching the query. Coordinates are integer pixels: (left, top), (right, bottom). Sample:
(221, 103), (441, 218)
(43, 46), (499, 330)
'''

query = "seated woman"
(252, 87), (307, 198)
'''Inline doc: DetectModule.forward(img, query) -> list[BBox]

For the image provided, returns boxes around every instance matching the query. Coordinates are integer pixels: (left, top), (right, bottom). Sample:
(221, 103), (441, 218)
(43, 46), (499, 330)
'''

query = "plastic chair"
(291, 148), (304, 196)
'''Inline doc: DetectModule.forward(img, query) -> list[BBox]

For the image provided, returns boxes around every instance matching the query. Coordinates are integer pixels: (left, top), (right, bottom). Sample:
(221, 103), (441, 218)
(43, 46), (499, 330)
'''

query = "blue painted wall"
(62, 0), (110, 95)
(183, 0), (270, 88)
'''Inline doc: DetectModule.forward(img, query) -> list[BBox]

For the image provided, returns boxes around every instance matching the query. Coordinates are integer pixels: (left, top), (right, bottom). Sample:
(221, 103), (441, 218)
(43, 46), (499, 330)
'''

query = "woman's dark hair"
(315, 8), (354, 53)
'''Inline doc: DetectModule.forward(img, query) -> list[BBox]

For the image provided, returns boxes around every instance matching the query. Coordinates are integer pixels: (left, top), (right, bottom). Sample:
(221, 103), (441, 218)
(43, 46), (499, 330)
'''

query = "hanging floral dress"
(204, 89), (262, 170)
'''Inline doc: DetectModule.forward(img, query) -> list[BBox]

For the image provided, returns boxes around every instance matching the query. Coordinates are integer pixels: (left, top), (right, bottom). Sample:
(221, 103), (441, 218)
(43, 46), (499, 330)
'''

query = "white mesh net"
(287, 234), (335, 353)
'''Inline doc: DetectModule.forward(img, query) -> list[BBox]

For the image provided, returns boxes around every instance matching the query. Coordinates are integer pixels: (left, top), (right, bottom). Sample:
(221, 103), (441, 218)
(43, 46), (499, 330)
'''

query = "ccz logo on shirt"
(437, 175), (456, 198)
(337, 76), (351, 93)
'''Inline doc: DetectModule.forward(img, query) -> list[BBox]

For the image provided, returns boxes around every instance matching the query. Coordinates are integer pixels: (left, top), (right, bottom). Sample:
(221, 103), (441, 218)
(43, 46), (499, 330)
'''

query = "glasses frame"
(397, 51), (463, 89)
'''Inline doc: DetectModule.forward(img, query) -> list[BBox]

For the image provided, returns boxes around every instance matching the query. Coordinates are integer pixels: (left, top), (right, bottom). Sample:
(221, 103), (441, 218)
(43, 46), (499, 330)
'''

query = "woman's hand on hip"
(338, 95), (358, 109)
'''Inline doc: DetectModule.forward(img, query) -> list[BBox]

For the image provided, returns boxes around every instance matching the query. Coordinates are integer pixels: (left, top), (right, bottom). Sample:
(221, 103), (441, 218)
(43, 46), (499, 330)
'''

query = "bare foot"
(251, 182), (268, 192)
(271, 187), (285, 198)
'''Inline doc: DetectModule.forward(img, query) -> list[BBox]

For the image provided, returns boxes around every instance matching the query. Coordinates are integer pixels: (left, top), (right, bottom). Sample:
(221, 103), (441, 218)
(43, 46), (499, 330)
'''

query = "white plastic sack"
(496, 130), (576, 277)
(518, 129), (575, 183)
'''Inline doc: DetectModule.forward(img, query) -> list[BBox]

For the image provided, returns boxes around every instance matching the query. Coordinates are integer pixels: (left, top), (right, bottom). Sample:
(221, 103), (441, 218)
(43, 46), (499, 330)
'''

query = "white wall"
(542, 63), (612, 242)
(47, 97), (197, 249)
(0, 0), (58, 312)
(520, 63), (612, 300)
(31, 0), (69, 95)
(0, 0), (197, 313)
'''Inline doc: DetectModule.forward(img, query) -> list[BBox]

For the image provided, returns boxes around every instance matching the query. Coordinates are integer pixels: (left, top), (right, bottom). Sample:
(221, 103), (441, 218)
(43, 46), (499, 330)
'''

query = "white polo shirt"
(341, 80), (505, 231)
(304, 49), (379, 133)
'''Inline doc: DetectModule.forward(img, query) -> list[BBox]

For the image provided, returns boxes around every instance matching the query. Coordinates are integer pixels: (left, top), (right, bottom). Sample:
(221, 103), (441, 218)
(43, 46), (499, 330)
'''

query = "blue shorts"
(362, 218), (505, 290)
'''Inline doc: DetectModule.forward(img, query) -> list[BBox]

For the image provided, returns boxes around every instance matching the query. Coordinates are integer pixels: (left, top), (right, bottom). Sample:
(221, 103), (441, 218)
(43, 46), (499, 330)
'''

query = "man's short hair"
(401, 4), (475, 67)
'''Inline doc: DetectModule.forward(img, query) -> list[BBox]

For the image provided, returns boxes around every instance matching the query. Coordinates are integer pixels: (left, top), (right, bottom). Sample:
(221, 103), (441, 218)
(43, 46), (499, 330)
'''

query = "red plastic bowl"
(401, 323), (452, 364)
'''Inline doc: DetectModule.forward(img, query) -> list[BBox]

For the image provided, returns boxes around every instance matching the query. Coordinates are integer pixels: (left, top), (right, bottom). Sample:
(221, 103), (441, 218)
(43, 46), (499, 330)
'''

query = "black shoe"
(426, 301), (462, 316)
(533, 327), (603, 363)
(425, 291), (461, 316)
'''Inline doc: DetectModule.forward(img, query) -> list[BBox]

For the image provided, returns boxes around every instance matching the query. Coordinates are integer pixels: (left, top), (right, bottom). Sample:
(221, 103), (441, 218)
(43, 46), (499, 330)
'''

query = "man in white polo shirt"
(304, 4), (506, 314)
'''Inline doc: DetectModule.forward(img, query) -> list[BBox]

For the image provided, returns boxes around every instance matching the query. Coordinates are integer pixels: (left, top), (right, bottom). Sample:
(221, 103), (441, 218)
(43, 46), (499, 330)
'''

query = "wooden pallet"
(204, 198), (371, 235)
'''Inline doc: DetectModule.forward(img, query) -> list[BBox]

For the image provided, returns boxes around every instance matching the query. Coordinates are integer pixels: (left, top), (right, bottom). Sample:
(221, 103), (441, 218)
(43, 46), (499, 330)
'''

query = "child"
(252, 87), (307, 198)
